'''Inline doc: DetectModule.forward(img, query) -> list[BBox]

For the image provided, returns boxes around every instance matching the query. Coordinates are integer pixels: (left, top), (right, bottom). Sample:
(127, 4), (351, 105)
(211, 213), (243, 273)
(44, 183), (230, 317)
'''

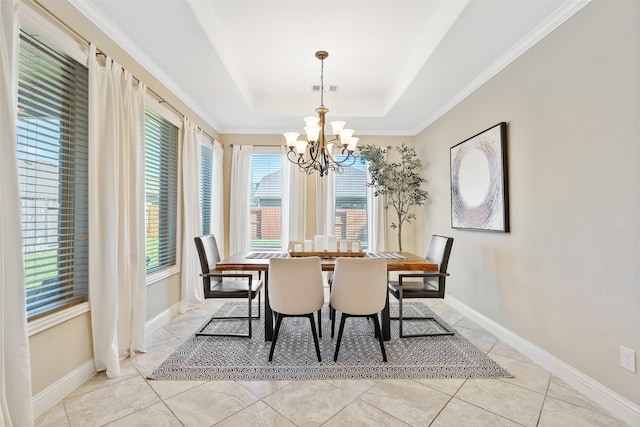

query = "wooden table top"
(215, 251), (437, 272)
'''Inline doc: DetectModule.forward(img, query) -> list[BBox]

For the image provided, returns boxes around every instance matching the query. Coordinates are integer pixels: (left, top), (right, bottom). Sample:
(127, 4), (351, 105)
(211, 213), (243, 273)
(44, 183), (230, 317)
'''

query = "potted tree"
(359, 143), (429, 252)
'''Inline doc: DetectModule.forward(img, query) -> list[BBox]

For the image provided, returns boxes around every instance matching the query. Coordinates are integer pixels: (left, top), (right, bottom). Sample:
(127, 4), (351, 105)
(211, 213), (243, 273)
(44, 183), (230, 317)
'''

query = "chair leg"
(317, 309), (322, 338)
(195, 291), (260, 338)
(247, 288), (252, 338)
(393, 292), (455, 338)
(331, 309), (337, 338)
(371, 314), (387, 362)
(308, 314), (322, 362)
(268, 313), (284, 362)
(398, 289), (404, 338)
(333, 314), (347, 362)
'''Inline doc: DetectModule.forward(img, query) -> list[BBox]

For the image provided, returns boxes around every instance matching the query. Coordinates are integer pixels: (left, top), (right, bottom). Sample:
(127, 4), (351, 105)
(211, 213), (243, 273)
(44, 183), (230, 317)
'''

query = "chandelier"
(283, 50), (358, 176)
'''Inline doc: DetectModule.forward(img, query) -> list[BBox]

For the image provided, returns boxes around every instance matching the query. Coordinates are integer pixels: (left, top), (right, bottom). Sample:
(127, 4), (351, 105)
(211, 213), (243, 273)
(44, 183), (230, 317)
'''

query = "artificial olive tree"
(358, 143), (429, 252)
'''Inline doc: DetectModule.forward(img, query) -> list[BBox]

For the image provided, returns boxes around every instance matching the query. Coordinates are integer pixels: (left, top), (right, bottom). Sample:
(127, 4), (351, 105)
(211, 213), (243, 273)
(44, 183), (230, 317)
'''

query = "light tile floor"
(35, 297), (630, 427)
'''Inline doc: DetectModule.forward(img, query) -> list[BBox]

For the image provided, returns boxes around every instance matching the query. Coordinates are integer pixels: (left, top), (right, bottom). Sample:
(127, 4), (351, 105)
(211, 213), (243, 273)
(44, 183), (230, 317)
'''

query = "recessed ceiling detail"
(72, 0), (589, 135)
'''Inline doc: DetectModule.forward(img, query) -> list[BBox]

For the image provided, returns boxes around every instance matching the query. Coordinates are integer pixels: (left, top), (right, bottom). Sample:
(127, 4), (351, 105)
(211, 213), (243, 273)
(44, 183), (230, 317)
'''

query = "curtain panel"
(180, 118), (204, 313)
(281, 147), (306, 245)
(367, 160), (387, 251)
(0, 0), (35, 424)
(229, 145), (253, 255)
(88, 45), (147, 378)
(211, 141), (225, 256)
(315, 169), (336, 237)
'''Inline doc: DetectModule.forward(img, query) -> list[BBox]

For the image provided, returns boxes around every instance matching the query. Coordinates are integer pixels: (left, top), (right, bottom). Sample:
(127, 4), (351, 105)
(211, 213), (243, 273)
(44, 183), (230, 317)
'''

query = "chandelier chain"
(320, 57), (325, 108)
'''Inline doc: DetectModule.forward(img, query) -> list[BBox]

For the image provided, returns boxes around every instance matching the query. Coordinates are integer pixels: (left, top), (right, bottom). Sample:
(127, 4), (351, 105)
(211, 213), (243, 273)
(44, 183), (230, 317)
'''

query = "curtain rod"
(32, 0), (217, 142)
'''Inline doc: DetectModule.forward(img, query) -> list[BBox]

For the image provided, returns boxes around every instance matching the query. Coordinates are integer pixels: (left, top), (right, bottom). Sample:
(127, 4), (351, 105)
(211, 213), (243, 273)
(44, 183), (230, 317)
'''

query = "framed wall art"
(450, 122), (509, 232)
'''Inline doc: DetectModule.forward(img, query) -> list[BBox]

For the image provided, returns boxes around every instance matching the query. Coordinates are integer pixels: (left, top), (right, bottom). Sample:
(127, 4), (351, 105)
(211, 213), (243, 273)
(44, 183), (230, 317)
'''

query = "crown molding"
(414, 0), (592, 135)
(67, 0), (221, 131)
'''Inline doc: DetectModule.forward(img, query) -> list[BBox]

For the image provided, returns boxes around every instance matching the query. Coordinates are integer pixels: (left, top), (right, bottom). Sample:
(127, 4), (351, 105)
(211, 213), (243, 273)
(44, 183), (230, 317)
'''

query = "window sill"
(28, 302), (90, 337)
(146, 265), (180, 286)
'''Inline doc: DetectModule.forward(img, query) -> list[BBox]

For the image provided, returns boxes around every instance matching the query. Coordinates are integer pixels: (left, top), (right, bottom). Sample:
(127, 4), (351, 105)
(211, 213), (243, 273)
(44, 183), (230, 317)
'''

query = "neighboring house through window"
(250, 151), (283, 250)
(334, 156), (368, 250)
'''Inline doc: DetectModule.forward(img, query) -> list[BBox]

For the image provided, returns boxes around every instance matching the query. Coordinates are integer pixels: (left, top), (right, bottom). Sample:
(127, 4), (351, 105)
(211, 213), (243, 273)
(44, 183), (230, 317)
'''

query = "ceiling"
(70, 0), (586, 136)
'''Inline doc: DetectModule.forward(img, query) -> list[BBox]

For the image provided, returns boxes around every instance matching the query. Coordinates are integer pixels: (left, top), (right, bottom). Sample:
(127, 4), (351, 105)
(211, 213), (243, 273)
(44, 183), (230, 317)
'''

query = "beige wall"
(416, 0), (639, 405)
(29, 313), (93, 395)
(218, 134), (417, 257)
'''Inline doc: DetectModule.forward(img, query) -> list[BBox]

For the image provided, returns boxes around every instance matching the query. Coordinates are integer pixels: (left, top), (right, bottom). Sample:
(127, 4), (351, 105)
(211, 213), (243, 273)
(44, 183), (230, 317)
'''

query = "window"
(144, 109), (178, 273)
(250, 152), (282, 250)
(17, 28), (89, 319)
(334, 156), (368, 250)
(200, 142), (213, 236)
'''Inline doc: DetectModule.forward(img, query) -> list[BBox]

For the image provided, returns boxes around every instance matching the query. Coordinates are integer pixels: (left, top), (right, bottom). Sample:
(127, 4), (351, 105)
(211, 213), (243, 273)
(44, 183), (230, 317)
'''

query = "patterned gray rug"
(148, 302), (512, 381)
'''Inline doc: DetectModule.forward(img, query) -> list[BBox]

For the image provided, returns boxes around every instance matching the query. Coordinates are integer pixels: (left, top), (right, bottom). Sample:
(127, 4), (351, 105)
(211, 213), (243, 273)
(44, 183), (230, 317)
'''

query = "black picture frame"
(450, 122), (509, 232)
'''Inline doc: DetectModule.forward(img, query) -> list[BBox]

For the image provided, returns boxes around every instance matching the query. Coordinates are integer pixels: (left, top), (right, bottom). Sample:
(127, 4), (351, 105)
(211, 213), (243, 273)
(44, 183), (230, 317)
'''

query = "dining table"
(215, 251), (438, 341)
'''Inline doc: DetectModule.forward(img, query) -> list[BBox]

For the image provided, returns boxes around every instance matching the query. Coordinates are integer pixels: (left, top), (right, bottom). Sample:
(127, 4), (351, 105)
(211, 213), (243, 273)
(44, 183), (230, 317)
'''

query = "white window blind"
(334, 156), (368, 250)
(200, 143), (213, 236)
(250, 152), (282, 250)
(144, 109), (178, 273)
(17, 28), (90, 319)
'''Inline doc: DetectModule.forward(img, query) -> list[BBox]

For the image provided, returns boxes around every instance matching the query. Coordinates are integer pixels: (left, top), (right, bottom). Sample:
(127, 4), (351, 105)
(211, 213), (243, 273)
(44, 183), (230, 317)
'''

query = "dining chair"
(330, 257), (388, 362)
(194, 235), (263, 338)
(388, 235), (454, 338)
(268, 257), (325, 362)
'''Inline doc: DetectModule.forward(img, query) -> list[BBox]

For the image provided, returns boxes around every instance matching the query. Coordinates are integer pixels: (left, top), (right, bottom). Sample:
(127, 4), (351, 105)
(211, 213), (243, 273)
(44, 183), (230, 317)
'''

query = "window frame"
(19, 4), (92, 334)
(144, 96), (182, 285)
(200, 135), (215, 237)
(250, 146), (284, 251)
(333, 154), (369, 250)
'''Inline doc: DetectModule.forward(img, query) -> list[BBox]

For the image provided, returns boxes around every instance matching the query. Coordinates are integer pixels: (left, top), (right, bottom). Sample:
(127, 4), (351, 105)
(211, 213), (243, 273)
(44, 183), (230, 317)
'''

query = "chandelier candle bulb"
(339, 129), (354, 146)
(284, 132), (299, 148)
(296, 140), (307, 155)
(331, 121), (345, 136)
(305, 125), (320, 142)
(347, 137), (359, 152)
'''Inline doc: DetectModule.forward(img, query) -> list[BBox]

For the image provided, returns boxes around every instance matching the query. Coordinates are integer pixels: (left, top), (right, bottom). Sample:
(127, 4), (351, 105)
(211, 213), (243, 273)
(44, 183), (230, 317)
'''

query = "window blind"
(144, 109), (178, 273)
(335, 156), (368, 250)
(17, 28), (90, 319)
(200, 143), (213, 236)
(250, 153), (282, 250)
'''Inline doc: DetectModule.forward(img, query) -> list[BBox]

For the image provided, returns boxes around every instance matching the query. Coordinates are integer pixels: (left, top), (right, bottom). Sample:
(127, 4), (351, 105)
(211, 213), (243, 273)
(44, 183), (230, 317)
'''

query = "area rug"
(148, 302), (512, 381)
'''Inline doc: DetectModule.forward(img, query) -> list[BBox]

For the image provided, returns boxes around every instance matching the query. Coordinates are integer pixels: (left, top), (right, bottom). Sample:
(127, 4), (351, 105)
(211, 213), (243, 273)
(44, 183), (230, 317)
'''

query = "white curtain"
(281, 147), (306, 245)
(0, 1), (34, 424)
(179, 118), (204, 313)
(315, 169), (336, 237)
(367, 162), (387, 251)
(229, 145), (253, 255)
(211, 141), (225, 256)
(88, 44), (147, 378)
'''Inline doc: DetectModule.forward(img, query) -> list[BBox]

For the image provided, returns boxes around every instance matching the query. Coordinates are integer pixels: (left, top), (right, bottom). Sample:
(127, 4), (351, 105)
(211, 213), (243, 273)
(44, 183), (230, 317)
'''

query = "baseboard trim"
(32, 303), (180, 419)
(32, 359), (96, 419)
(145, 302), (180, 337)
(445, 296), (640, 427)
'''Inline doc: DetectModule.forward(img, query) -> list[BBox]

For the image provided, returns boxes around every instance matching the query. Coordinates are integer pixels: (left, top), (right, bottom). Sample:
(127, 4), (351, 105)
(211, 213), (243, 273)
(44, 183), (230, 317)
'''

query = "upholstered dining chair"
(330, 257), (388, 362)
(388, 235), (454, 338)
(268, 257), (325, 362)
(194, 235), (263, 338)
